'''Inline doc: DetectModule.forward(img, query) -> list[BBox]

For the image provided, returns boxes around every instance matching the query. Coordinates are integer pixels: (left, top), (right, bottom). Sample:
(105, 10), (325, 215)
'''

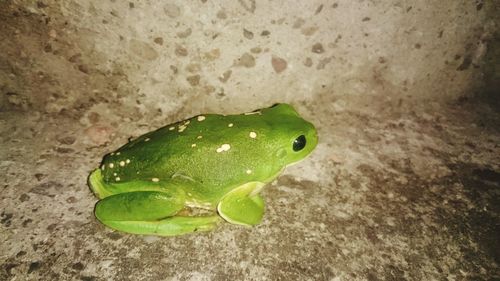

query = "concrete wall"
(1, 0), (494, 121)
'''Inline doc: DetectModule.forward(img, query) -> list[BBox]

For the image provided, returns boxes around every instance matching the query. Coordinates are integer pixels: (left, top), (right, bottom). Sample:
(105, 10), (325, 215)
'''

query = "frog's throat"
(284, 156), (311, 170)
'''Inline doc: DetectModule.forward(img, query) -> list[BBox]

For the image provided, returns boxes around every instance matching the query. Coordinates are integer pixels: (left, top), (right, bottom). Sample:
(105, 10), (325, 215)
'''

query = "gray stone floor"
(1, 97), (499, 280)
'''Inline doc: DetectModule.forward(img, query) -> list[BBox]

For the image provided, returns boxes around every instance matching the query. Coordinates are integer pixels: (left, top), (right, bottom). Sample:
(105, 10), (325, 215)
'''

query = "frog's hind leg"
(94, 190), (219, 236)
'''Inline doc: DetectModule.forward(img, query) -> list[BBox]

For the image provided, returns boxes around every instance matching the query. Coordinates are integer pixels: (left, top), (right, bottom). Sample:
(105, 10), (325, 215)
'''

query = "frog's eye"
(293, 135), (306, 152)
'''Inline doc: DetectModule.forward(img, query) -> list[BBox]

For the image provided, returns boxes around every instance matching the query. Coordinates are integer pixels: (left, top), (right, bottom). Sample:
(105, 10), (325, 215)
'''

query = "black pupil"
(293, 135), (306, 151)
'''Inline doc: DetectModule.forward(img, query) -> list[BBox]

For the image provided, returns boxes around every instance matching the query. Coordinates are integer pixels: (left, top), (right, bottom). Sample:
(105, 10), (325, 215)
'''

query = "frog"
(88, 103), (318, 236)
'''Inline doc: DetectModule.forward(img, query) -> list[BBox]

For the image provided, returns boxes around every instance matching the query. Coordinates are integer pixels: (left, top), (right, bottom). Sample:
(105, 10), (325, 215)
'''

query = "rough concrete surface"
(1, 0), (499, 280)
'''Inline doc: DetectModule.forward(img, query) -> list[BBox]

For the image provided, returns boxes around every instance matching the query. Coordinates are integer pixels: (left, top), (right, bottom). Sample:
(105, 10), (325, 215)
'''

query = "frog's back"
(100, 113), (275, 188)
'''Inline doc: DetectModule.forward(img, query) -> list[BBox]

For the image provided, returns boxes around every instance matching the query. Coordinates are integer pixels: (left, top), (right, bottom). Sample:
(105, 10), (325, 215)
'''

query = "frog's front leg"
(217, 182), (266, 226)
(95, 190), (220, 236)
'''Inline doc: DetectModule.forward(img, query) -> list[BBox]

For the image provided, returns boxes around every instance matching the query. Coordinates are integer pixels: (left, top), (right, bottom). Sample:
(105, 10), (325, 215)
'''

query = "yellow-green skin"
(88, 103), (317, 236)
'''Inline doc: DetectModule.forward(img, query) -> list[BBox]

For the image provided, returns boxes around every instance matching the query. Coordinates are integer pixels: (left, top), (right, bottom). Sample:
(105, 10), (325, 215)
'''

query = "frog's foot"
(94, 190), (220, 236)
(217, 182), (266, 226)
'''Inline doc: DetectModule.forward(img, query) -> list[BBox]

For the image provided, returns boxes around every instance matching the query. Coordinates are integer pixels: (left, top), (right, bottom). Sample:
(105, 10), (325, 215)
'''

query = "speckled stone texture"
(1, 1), (499, 280)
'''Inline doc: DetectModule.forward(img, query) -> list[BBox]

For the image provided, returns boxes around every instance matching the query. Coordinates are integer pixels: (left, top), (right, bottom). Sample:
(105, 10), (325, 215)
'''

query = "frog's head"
(262, 103), (318, 166)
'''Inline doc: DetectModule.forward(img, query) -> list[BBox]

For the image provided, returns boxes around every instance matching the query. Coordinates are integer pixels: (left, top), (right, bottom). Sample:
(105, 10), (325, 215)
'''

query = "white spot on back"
(216, 144), (231, 153)
(152, 178), (160, 182)
(191, 143), (197, 147)
(197, 135), (203, 139)
(109, 163), (114, 168)
(228, 123), (233, 127)
(115, 177), (121, 181)
(197, 116), (206, 121)
(126, 159), (131, 164)
(178, 125), (187, 132)
(169, 126), (175, 131)
(116, 152), (121, 155)
(249, 131), (257, 138)
(246, 169), (252, 174)
(119, 161), (125, 166)
(145, 138), (150, 142)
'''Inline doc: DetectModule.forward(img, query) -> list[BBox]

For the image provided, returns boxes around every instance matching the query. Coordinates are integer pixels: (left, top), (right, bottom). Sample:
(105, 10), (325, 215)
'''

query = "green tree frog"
(88, 103), (317, 236)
